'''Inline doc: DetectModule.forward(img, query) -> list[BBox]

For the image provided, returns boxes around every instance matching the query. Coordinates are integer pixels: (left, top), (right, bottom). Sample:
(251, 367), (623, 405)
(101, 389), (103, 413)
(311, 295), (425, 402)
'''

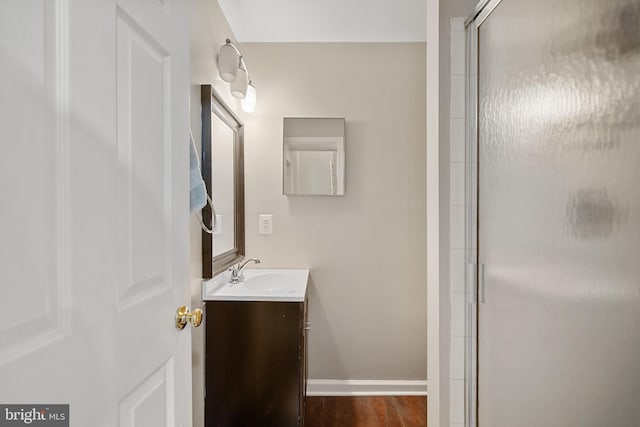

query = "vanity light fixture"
(217, 38), (257, 112)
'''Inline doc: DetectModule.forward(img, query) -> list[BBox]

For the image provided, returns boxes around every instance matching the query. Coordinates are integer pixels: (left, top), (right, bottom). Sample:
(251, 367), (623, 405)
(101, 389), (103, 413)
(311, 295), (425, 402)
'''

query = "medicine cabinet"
(283, 117), (345, 196)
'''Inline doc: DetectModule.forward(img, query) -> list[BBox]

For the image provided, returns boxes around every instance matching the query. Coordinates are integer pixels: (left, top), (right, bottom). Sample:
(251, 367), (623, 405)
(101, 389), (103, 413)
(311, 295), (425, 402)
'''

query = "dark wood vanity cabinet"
(205, 299), (308, 427)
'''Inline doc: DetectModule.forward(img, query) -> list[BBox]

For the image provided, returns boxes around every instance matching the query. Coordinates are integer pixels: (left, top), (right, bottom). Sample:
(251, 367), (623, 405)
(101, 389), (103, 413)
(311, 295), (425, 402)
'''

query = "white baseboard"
(306, 379), (428, 396)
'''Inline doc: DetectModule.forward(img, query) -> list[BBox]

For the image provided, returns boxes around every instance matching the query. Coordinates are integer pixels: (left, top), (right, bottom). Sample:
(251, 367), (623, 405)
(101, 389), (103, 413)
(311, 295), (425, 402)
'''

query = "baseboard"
(306, 379), (428, 396)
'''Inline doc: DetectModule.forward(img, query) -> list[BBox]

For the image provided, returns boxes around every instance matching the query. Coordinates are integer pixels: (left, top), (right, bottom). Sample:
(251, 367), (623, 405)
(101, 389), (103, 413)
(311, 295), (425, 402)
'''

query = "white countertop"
(202, 268), (309, 302)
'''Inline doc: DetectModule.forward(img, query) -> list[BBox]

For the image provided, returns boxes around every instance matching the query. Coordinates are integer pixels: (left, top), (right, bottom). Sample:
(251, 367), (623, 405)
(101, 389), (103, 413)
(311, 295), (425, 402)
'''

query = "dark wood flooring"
(305, 396), (427, 427)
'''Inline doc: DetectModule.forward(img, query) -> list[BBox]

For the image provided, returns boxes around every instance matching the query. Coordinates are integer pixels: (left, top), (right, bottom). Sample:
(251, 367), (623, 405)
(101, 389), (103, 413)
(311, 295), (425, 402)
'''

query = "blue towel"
(189, 130), (207, 213)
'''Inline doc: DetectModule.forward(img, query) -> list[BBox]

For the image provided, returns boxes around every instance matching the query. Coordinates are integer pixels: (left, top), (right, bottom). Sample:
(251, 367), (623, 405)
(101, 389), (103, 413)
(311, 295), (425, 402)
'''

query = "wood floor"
(304, 396), (427, 427)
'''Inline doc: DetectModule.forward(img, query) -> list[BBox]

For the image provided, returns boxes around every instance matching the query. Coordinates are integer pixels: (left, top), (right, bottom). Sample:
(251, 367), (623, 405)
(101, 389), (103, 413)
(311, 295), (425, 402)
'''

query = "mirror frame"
(201, 85), (245, 278)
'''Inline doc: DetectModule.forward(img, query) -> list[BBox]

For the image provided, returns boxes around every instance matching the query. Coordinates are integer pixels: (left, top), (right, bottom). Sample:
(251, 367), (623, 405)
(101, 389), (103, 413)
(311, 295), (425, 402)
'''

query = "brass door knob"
(175, 305), (203, 330)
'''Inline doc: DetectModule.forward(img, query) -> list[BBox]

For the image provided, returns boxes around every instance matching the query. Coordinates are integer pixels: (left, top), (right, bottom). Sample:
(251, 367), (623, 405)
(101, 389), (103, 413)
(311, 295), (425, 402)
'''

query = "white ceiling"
(217, 0), (426, 43)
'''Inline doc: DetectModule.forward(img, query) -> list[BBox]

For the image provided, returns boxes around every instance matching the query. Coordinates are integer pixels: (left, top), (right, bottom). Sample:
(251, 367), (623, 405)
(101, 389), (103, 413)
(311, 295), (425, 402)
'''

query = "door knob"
(175, 305), (203, 330)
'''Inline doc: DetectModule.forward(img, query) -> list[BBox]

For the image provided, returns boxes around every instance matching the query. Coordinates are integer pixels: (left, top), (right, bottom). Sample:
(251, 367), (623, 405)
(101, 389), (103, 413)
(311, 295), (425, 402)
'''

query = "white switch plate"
(259, 214), (273, 235)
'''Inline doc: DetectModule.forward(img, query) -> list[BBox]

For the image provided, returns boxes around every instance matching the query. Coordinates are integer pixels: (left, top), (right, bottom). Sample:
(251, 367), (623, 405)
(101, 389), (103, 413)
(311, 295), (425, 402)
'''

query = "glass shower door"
(475, 0), (640, 425)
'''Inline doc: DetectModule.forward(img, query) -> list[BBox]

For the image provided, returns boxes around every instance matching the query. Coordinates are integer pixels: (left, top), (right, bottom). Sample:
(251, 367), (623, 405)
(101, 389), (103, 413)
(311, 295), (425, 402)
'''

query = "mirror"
(201, 85), (245, 277)
(283, 117), (345, 196)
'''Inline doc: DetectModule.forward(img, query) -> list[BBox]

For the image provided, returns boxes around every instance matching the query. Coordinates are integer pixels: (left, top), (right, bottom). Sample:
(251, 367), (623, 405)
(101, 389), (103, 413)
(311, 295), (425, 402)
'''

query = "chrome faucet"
(229, 258), (261, 284)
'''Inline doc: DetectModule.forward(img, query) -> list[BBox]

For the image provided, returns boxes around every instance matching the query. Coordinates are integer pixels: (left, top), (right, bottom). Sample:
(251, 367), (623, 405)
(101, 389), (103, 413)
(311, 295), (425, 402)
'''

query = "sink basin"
(202, 268), (309, 302)
(243, 273), (291, 292)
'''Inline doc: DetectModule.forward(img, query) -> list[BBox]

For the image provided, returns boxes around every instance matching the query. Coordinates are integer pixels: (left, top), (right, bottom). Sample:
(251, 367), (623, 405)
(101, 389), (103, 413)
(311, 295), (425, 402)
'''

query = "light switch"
(259, 214), (273, 235)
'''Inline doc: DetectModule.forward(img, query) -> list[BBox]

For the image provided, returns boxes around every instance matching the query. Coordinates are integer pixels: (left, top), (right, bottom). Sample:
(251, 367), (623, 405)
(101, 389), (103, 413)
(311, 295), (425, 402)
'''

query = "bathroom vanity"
(203, 269), (309, 427)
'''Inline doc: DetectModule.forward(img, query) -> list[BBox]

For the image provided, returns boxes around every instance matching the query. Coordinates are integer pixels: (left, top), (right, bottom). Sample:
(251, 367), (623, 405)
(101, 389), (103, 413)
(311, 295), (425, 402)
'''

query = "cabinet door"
(206, 301), (301, 427)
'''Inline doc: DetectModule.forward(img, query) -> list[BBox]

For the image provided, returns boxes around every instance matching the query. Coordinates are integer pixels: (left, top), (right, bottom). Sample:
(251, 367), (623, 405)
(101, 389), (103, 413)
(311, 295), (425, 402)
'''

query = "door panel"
(0, 0), (191, 425)
(477, 0), (640, 426)
(116, 7), (172, 311)
(0, 0), (71, 367)
(118, 359), (174, 427)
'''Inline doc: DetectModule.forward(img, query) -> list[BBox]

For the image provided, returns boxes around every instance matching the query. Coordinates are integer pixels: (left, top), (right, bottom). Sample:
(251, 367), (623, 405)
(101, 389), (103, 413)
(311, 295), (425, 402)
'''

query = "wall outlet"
(259, 214), (273, 235)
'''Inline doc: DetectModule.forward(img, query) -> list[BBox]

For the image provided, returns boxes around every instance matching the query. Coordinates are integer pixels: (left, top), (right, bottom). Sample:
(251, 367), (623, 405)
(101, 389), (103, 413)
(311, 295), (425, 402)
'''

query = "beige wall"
(238, 42), (427, 381)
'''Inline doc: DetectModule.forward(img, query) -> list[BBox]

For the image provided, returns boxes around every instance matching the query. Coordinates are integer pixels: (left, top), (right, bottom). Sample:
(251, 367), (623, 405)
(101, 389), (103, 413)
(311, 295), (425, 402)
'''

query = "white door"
(0, 0), (193, 426)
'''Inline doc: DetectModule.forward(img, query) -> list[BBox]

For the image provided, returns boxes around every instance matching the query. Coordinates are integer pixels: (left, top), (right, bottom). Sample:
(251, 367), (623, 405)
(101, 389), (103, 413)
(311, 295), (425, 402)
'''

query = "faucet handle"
(228, 258), (260, 284)
(228, 261), (246, 284)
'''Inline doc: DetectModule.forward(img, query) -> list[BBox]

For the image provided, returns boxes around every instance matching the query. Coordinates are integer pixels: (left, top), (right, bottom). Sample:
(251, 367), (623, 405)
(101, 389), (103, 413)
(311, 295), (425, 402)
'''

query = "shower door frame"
(463, 1), (503, 426)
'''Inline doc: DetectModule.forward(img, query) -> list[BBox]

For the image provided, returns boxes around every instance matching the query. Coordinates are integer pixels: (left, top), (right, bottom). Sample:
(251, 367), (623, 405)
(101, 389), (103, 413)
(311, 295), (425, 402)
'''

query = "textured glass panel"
(477, 0), (640, 426)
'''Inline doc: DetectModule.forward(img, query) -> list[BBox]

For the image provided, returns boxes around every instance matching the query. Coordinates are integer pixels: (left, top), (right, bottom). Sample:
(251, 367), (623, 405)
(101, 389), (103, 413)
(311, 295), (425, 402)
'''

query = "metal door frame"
(464, 1), (503, 426)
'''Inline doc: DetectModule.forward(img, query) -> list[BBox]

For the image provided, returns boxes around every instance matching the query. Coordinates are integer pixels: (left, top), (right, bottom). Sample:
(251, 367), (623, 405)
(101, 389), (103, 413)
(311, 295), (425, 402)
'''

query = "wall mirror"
(201, 85), (245, 277)
(283, 117), (345, 196)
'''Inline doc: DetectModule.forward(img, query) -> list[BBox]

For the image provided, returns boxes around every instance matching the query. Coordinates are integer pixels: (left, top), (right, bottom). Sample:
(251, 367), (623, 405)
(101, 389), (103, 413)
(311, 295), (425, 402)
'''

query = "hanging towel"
(189, 130), (207, 213)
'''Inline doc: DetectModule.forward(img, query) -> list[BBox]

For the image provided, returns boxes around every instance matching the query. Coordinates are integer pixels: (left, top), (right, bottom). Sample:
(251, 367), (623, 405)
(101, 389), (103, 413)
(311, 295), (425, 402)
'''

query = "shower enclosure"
(466, 0), (640, 425)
